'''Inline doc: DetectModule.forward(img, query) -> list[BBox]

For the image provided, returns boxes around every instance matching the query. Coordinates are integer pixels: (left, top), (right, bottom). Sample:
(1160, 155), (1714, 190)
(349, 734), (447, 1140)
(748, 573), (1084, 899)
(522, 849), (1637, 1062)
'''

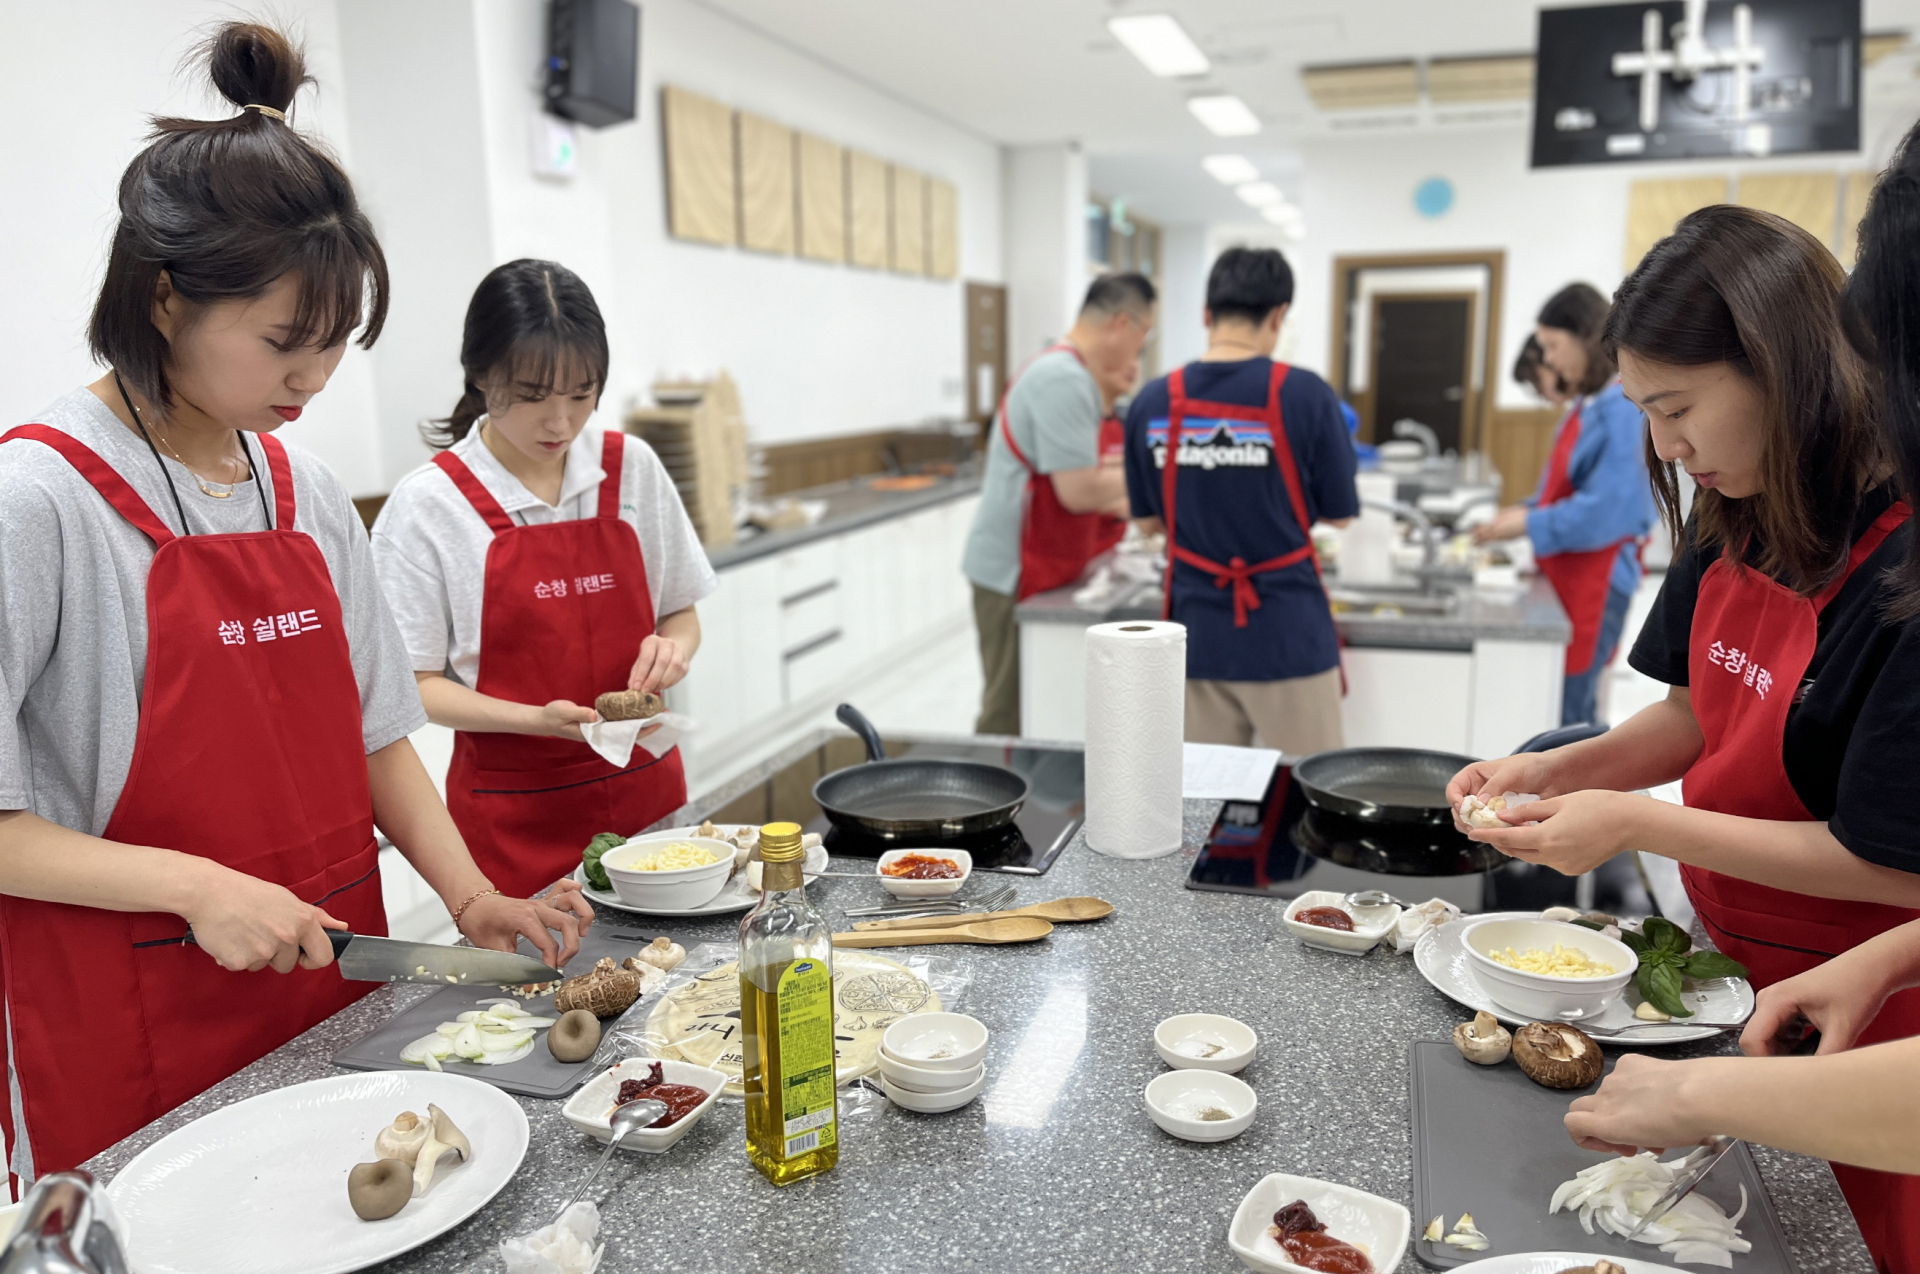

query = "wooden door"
(1369, 294), (1473, 452)
(965, 281), (1008, 427)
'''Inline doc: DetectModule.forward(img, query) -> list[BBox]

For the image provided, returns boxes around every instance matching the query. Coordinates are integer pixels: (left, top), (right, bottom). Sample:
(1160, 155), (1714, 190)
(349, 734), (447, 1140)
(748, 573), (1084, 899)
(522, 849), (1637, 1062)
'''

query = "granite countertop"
(1017, 561), (1572, 651)
(707, 471), (981, 570)
(86, 733), (1868, 1273)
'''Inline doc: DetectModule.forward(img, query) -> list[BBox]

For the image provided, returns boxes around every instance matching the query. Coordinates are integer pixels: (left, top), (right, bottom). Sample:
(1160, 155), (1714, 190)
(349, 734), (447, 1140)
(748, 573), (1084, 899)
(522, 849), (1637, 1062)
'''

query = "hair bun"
(203, 22), (310, 115)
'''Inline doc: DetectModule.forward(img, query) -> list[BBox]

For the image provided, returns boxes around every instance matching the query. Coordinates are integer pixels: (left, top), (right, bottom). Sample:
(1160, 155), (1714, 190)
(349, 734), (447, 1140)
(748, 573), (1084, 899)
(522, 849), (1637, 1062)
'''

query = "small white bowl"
(874, 848), (973, 898)
(875, 1053), (984, 1094)
(601, 836), (735, 911)
(1143, 1070), (1257, 1142)
(881, 1067), (985, 1113)
(1282, 890), (1401, 956)
(881, 1012), (988, 1072)
(1462, 917), (1638, 1022)
(1227, 1172), (1411, 1274)
(560, 1057), (728, 1153)
(1153, 1014), (1258, 1074)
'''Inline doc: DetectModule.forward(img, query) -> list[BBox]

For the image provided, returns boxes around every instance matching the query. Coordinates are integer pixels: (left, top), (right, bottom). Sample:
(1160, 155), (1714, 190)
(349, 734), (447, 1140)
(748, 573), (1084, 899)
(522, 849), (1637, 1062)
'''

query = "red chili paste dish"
(1293, 906), (1356, 932)
(614, 1061), (710, 1128)
(879, 853), (964, 880)
(1267, 1199), (1375, 1273)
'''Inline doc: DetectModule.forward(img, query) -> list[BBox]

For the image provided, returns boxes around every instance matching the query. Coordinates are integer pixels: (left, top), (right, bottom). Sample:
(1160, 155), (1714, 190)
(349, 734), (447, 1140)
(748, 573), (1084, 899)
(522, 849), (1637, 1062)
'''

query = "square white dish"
(560, 1057), (728, 1153)
(1228, 1172), (1411, 1274)
(875, 848), (972, 898)
(1282, 891), (1401, 956)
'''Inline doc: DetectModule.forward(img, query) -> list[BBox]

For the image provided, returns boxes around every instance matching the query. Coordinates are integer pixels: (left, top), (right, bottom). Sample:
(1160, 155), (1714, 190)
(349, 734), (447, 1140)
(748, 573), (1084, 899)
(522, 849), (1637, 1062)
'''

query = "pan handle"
(835, 703), (887, 763)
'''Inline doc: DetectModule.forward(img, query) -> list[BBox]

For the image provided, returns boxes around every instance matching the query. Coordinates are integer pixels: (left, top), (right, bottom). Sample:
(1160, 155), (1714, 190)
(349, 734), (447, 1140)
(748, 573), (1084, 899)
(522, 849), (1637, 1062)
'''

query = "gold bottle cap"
(760, 822), (804, 863)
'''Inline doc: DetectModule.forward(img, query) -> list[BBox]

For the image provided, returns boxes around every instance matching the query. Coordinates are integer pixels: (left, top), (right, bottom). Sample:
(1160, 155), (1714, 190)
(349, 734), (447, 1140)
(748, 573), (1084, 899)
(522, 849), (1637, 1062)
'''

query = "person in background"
(0, 24), (586, 1184)
(962, 273), (1154, 735)
(1475, 286), (1654, 725)
(1125, 247), (1357, 753)
(1554, 128), (1920, 1274)
(1513, 332), (1571, 409)
(372, 261), (715, 901)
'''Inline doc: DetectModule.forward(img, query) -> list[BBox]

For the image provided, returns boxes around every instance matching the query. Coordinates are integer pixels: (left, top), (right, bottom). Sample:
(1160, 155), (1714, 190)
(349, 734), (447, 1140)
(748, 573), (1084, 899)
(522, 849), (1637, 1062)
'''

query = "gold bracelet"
(451, 887), (501, 926)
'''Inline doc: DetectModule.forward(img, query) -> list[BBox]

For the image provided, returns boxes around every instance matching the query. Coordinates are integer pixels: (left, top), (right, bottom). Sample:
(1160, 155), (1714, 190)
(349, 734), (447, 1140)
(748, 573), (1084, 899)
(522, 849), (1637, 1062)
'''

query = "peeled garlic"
(411, 1103), (472, 1197)
(1423, 1215), (1444, 1242)
(1634, 1000), (1672, 1022)
(633, 936), (685, 972)
(374, 1110), (429, 1163)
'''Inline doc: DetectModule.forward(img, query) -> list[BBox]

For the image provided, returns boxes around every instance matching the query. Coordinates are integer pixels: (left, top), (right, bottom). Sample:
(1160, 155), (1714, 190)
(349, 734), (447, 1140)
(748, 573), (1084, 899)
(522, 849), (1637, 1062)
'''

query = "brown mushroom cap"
(555, 956), (643, 1018)
(1452, 1010), (1512, 1065)
(549, 1008), (602, 1062)
(347, 1159), (412, 1221)
(1512, 1022), (1603, 1089)
(595, 689), (665, 721)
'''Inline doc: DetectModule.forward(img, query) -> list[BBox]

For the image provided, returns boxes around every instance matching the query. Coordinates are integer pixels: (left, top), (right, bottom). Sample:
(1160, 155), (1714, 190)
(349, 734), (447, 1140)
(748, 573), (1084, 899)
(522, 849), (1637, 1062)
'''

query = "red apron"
(434, 431), (686, 901)
(1534, 396), (1636, 676)
(1679, 501), (1919, 1272)
(0, 425), (384, 1184)
(998, 343), (1126, 601)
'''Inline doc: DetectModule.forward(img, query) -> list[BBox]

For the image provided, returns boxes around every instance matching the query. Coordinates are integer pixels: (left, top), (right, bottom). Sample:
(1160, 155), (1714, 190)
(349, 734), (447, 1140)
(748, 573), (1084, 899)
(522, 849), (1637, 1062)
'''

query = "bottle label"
(775, 958), (838, 1159)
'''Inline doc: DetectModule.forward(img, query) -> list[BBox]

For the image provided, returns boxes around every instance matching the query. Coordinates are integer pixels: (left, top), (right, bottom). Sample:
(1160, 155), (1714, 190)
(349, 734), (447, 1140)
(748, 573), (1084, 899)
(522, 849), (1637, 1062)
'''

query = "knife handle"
(184, 929), (354, 958)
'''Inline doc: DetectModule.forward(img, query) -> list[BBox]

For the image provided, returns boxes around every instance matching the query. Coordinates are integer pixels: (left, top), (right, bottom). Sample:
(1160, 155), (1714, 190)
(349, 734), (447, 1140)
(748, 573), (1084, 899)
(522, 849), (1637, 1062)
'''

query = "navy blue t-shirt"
(1125, 359), (1359, 682)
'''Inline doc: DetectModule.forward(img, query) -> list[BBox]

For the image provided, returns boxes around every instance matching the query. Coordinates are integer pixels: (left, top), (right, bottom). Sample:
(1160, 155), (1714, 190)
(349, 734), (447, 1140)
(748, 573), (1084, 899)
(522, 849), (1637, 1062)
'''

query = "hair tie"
(241, 103), (287, 121)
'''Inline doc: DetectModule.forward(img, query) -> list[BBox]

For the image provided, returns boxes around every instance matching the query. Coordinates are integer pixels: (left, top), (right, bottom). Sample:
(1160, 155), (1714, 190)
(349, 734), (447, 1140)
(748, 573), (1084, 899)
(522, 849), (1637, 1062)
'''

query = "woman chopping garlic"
(0, 25), (588, 1186)
(371, 260), (715, 902)
(1448, 203), (1920, 1271)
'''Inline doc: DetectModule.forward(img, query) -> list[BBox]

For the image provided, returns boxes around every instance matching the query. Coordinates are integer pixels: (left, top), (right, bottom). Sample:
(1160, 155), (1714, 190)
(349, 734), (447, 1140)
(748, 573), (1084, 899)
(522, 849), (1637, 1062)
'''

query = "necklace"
(1207, 338), (1262, 356)
(125, 398), (243, 498)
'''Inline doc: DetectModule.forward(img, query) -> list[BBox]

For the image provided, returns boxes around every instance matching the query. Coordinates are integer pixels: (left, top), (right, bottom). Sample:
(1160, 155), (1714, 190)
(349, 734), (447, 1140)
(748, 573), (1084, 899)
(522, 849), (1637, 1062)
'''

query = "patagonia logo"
(1146, 418), (1271, 470)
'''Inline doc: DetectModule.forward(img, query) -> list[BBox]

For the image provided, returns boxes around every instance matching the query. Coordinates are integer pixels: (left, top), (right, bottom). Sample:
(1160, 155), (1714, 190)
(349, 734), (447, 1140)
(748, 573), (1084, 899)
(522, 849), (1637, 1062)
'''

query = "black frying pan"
(1293, 746), (1478, 827)
(814, 704), (1029, 841)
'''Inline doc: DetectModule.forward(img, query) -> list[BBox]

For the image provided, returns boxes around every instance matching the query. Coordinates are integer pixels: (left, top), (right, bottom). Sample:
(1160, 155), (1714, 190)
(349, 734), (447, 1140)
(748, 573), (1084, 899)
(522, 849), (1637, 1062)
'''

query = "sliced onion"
(1549, 1152), (1748, 1266)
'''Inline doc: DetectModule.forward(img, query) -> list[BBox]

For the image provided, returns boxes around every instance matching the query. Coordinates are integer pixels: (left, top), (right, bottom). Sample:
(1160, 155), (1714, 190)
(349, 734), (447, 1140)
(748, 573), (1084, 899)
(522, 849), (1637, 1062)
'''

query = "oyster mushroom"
(348, 1159), (412, 1221)
(373, 1110), (429, 1164)
(633, 936), (685, 973)
(1452, 1010), (1512, 1065)
(1512, 1022), (1603, 1089)
(411, 1103), (472, 1198)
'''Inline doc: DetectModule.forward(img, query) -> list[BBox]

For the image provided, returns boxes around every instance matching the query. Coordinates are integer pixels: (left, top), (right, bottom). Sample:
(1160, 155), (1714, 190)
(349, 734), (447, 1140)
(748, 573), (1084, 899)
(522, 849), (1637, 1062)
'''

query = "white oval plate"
(1444, 1254), (1670, 1274)
(575, 825), (829, 916)
(107, 1071), (527, 1274)
(1414, 910), (1754, 1045)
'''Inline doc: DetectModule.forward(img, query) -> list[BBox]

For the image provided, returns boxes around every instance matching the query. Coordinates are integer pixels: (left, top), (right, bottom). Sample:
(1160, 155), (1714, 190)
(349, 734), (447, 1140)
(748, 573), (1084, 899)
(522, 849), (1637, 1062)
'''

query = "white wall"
(1155, 223), (1209, 372)
(1002, 142), (1088, 363)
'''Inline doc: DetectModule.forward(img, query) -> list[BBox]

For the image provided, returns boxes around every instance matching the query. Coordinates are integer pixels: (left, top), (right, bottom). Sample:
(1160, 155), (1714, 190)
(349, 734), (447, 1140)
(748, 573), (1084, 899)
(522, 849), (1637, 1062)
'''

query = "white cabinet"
(671, 554), (781, 742)
(1338, 648), (1474, 753)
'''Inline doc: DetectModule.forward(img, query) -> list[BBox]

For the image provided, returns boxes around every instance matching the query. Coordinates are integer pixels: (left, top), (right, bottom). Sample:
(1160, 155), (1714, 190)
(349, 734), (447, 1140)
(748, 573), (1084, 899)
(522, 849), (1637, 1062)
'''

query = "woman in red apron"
(372, 261), (715, 901)
(1448, 204), (1920, 1271)
(1476, 286), (1655, 725)
(0, 24), (584, 1191)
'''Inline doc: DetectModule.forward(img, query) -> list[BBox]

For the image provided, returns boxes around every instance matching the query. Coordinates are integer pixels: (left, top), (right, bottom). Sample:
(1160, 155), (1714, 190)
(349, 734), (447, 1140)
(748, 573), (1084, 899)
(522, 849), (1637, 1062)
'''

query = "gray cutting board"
(332, 922), (663, 1100)
(1409, 1041), (1794, 1270)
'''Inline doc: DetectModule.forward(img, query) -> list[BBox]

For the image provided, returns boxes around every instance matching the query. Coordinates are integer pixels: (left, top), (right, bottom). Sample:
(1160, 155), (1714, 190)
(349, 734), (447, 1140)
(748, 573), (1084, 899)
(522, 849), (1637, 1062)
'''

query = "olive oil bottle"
(740, 822), (839, 1185)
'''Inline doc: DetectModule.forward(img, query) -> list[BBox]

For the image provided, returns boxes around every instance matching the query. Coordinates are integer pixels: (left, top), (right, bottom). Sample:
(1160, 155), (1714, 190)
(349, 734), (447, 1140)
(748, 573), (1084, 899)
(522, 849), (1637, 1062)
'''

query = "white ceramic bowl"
(881, 1012), (988, 1072)
(1153, 1014), (1258, 1074)
(875, 1052), (984, 1094)
(1143, 1070), (1257, 1142)
(1461, 917), (1639, 1022)
(881, 1068), (985, 1113)
(1227, 1172), (1411, 1274)
(600, 836), (735, 911)
(559, 1057), (728, 1153)
(874, 848), (972, 899)
(1282, 891), (1401, 956)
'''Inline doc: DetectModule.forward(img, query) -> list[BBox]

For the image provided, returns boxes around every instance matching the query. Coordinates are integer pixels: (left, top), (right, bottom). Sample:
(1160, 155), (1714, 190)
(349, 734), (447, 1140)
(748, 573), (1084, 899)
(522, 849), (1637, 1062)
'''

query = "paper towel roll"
(1083, 620), (1186, 859)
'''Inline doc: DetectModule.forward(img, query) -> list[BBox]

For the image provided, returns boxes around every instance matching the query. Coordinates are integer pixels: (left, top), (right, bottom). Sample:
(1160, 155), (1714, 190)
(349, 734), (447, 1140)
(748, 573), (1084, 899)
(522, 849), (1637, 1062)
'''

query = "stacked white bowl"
(876, 1013), (989, 1113)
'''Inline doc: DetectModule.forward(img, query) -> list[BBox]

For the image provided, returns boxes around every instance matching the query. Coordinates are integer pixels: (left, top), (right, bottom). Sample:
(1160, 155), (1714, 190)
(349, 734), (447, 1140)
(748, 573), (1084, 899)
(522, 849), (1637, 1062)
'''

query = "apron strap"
(1812, 501), (1911, 613)
(257, 432), (297, 530)
(1159, 367), (1188, 619)
(432, 450), (517, 536)
(994, 342), (1086, 478)
(0, 425), (178, 547)
(597, 431), (626, 520)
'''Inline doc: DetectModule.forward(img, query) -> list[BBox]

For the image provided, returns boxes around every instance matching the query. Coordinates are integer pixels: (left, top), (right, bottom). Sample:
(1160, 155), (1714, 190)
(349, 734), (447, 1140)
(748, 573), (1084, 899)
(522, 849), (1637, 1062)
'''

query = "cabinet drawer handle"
(783, 629), (844, 661)
(780, 579), (840, 607)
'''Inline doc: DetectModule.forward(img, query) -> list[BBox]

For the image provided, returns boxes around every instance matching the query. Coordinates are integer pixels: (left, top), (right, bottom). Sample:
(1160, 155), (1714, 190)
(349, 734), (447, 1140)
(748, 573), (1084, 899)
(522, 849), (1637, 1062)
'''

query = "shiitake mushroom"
(348, 1158), (413, 1221)
(549, 1008), (602, 1062)
(1512, 1022), (1603, 1090)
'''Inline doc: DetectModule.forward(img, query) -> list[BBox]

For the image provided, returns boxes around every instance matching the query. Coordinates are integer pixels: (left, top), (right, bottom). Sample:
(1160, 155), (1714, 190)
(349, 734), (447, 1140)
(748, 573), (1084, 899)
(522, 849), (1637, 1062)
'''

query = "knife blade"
(1622, 1135), (1738, 1243)
(184, 929), (564, 987)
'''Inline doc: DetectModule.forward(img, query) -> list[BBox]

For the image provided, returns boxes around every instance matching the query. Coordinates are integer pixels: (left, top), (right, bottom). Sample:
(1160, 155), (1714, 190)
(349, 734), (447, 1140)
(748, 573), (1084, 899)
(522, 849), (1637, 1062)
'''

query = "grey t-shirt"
(0, 388), (426, 836)
(961, 349), (1103, 596)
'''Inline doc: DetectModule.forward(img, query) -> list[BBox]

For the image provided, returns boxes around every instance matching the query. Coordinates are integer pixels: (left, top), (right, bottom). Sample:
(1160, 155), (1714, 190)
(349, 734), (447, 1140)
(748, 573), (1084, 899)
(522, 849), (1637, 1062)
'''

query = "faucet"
(1391, 418), (1441, 458)
(0, 1172), (129, 1274)
(1362, 498), (1445, 572)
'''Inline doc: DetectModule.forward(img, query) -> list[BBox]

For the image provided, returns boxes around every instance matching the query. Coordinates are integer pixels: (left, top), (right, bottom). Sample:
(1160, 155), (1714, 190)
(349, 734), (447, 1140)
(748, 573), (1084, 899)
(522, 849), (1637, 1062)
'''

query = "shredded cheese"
(632, 842), (718, 871)
(1485, 942), (1616, 978)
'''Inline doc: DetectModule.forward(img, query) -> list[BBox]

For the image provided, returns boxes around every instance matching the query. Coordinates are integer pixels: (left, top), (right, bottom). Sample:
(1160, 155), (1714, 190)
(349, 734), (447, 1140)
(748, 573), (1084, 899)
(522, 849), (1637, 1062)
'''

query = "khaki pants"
(972, 583), (1021, 735)
(1185, 667), (1344, 755)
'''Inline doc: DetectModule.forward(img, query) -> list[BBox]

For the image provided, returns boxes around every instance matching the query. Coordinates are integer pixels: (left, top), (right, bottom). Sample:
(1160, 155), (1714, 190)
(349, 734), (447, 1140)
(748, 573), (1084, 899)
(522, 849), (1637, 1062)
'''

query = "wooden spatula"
(849, 896), (1114, 932)
(831, 916), (1054, 948)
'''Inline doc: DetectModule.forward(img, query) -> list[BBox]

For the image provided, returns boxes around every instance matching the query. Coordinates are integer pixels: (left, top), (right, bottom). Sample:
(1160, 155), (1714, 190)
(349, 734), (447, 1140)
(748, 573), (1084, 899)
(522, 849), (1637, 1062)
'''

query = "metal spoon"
(1345, 889), (1417, 910)
(558, 1098), (666, 1220)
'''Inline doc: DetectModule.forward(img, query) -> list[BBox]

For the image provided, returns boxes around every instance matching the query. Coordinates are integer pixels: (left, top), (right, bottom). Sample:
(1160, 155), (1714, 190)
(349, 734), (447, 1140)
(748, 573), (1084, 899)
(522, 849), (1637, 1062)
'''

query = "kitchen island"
(85, 730), (1870, 1273)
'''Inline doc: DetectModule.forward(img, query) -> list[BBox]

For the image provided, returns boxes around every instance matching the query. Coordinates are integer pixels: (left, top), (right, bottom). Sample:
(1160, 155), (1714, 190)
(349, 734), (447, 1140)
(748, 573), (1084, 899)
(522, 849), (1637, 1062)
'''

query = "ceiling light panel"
(1202, 154), (1260, 185)
(1187, 94), (1262, 137)
(1426, 55), (1534, 104)
(1107, 14), (1211, 78)
(1235, 181), (1284, 207)
(1300, 61), (1420, 111)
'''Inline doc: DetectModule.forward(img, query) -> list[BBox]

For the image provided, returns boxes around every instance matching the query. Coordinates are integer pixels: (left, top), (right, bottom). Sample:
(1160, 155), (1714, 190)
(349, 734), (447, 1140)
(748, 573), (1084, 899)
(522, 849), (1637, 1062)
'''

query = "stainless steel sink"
(1328, 588), (1461, 618)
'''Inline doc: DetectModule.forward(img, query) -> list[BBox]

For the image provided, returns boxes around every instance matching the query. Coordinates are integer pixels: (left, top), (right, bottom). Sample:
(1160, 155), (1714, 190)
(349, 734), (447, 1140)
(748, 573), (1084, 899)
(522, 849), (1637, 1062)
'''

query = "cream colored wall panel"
(1624, 176), (1728, 272)
(890, 165), (926, 276)
(735, 111), (794, 255)
(1842, 170), (1879, 264)
(928, 178), (959, 280)
(795, 132), (846, 263)
(1736, 172), (1839, 252)
(846, 149), (890, 270)
(661, 85), (736, 246)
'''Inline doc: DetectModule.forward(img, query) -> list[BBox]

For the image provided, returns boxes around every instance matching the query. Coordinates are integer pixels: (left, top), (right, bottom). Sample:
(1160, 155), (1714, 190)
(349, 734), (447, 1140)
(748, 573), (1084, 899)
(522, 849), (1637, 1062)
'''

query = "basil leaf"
(1619, 928), (1651, 955)
(1571, 918), (1606, 931)
(1685, 951), (1749, 982)
(1643, 917), (1693, 957)
(1639, 962), (1693, 1017)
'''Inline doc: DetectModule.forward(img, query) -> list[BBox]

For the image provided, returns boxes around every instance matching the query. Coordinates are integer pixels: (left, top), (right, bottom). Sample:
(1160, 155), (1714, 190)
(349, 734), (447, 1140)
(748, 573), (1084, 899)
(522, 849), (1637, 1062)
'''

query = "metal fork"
(843, 883), (1016, 919)
(1571, 1016), (1747, 1040)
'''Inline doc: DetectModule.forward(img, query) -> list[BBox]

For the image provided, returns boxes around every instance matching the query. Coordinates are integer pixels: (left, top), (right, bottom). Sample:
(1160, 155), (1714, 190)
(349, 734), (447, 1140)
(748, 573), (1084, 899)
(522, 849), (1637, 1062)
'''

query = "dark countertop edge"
(706, 475), (981, 570)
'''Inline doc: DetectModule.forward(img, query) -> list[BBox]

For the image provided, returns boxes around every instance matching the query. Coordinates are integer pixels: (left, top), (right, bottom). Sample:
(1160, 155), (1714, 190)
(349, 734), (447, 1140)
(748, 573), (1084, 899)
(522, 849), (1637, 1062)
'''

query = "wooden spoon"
(849, 896), (1114, 932)
(832, 916), (1054, 948)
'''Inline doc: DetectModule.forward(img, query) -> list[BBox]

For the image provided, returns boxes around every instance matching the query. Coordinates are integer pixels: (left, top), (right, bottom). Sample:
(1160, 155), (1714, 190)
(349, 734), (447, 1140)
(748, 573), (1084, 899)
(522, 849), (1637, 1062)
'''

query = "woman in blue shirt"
(1477, 284), (1655, 725)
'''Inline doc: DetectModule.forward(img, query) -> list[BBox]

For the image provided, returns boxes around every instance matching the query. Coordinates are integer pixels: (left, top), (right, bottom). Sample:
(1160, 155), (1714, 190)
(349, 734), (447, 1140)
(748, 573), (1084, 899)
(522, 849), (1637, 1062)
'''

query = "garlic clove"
(1422, 1215), (1444, 1242)
(633, 936), (685, 972)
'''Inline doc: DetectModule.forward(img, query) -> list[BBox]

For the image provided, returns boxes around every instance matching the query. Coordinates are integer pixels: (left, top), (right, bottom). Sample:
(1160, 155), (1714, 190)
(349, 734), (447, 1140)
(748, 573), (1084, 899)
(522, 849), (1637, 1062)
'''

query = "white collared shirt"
(370, 422), (717, 688)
